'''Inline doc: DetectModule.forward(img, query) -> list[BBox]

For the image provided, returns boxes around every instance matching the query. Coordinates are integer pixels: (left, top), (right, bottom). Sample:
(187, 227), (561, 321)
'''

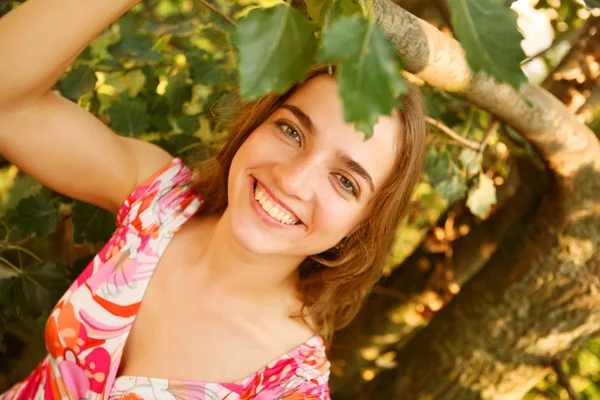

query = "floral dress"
(0, 158), (331, 400)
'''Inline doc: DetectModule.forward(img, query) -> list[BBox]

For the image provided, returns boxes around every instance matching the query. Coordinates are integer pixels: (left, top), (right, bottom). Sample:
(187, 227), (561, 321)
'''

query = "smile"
(251, 178), (302, 226)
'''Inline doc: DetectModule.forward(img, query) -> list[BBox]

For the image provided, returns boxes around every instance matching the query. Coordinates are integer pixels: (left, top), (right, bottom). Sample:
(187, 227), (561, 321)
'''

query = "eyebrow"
(280, 104), (375, 194)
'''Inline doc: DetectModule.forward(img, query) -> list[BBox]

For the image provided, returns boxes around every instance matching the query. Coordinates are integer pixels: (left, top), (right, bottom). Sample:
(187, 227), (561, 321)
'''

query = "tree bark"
(326, 1), (600, 398)
(330, 147), (548, 399)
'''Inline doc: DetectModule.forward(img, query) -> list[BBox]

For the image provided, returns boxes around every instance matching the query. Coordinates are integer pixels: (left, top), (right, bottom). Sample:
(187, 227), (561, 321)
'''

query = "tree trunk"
(326, 1), (600, 398)
(330, 146), (548, 398)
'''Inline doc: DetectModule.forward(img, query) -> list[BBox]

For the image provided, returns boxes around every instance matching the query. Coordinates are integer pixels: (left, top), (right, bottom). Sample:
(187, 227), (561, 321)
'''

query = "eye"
(275, 121), (301, 145)
(335, 174), (359, 197)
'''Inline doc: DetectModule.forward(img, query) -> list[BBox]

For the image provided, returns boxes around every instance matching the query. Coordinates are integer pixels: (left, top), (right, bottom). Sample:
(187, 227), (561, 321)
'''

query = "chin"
(227, 209), (277, 255)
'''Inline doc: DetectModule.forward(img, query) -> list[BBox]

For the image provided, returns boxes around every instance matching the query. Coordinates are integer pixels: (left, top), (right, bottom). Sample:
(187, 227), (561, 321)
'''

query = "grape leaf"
(235, 4), (318, 100)
(108, 96), (150, 135)
(108, 17), (162, 63)
(305, 0), (362, 27)
(186, 51), (222, 86)
(176, 115), (201, 136)
(320, 15), (406, 138)
(425, 148), (468, 204)
(305, 0), (335, 26)
(72, 201), (116, 244)
(425, 148), (451, 184)
(148, 95), (172, 133)
(0, 261), (19, 280)
(14, 261), (70, 316)
(60, 65), (98, 101)
(120, 69), (147, 97)
(466, 173), (497, 218)
(448, 0), (526, 89)
(165, 74), (192, 116)
(459, 147), (481, 175)
(6, 194), (58, 237)
(435, 176), (468, 204)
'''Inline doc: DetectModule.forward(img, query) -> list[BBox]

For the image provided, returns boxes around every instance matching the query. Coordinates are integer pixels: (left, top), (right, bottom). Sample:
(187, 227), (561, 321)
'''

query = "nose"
(272, 154), (319, 202)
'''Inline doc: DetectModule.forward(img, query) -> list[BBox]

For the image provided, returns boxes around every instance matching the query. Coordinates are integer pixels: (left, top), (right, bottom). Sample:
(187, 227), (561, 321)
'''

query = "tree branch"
(467, 118), (500, 173)
(373, 0), (600, 178)
(551, 359), (581, 400)
(425, 116), (480, 150)
(196, 0), (236, 27)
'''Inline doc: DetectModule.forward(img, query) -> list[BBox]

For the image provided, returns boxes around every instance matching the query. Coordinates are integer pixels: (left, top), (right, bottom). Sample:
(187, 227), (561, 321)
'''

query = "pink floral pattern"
(0, 158), (330, 400)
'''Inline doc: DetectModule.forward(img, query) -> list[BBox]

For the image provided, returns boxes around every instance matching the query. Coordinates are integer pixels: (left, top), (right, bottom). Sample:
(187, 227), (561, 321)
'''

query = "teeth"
(263, 200), (273, 212)
(254, 184), (298, 225)
(268, 206), (278, 218)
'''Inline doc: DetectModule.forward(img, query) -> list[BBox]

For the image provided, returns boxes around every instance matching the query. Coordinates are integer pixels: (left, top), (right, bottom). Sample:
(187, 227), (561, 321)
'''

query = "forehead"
(281, 74), (401, 189)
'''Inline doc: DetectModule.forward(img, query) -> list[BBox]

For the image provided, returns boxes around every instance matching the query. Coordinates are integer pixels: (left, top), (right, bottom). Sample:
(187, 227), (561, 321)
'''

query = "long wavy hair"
(191, 64), (427, 350)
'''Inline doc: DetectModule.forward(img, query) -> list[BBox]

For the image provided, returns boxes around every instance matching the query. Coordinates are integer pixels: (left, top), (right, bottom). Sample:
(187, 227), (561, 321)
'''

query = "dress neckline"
(113, 334), (324, 386)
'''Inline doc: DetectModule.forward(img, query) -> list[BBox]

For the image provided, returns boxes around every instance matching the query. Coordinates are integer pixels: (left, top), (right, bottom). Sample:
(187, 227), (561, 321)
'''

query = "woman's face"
(226, 74), (401, 257)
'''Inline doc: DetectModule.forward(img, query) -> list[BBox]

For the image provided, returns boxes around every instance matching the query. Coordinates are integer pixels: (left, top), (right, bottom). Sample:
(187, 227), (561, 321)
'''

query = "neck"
(193, 209), (305, 305)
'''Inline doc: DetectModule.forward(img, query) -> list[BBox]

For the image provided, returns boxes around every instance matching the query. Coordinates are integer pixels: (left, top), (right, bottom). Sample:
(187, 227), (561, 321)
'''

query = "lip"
(249, 176), (304, 228)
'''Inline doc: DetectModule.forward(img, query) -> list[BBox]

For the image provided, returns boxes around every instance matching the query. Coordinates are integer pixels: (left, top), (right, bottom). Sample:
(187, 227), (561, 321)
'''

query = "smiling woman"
(0, 0), (425, 393)
(194, 64), (427, 348)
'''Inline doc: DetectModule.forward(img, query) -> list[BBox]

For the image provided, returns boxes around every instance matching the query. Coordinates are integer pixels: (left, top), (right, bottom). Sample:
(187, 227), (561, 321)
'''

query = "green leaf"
(72, 201), (116, 244)
(306, 0), (362, 27)
(120, 69), (147, 97)
(148, 96), (172, 133)
(459, 147), (481, 175)
(425, 148), (468, 203)
(6, 194), (58, 237)
(108, 96), (150, 135)
(448, 0), (526, 89)
(583, 0), (600, 8)
(425, 148), (451, 185)
(165, 74), (192, 116)
(435, 175), (468, 204)
(14, 261), (70, 316)
(0, 171), (40, 217)
(320, 15), (406, 138)
(60, 65), (98, 101)
(466, 173), (497, 218)
(305, 0), (335, 27)
(186, 51), (222, 86)
(176, 115), (201, 135)
(0, 261), (19, 280)
(235, 4), (318, 100)
(153, 134), (202, 157)
(108, 17), (162, 64)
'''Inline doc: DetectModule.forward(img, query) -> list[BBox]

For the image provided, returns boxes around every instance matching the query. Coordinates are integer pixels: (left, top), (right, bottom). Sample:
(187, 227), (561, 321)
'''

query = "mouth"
(250, 177), (303, 227)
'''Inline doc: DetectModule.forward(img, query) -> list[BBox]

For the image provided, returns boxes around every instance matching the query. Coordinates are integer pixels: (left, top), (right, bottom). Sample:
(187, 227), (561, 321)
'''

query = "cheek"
(313, 199), (362, 240)
(234, 128), (286, 168)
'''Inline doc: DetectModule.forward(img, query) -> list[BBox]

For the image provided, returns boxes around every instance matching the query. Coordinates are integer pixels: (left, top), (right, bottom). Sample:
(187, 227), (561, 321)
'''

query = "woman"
(0, 0), (426, 398)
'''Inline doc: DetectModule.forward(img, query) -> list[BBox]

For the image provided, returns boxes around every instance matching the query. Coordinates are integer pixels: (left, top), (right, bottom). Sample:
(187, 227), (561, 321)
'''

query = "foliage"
(235, 4), (318, 100)
(448, 0), (526, 89)
(0, 0), (597, 396)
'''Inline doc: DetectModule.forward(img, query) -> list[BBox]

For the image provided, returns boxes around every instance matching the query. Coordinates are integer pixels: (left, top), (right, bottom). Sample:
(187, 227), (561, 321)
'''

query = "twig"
(552, 359), (581, 400)
(425, 116), (480, 150)
(196, 0), (236, 27)
(521, 21), (591, 65)
(467, 117), (500, 173)
(542, 16), (600, 89)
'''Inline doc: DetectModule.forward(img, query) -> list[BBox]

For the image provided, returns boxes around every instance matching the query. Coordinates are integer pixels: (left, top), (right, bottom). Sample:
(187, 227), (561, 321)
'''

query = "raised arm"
(0, 0), (173, 213)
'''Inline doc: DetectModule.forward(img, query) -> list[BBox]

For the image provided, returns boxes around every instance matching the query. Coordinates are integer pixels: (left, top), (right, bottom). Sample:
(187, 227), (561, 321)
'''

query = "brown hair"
(191, 65), (427, 350)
